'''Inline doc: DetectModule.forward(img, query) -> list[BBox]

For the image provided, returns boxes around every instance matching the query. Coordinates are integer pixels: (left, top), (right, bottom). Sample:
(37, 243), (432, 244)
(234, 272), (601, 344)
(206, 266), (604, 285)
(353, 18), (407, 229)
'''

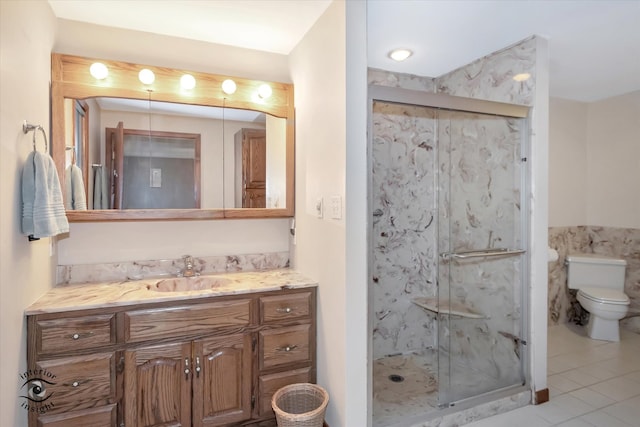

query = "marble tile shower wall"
(371, 100), (439, 359)
(548, 226), (640, 329)
(436, 36), (536, 106)
(57, 251), (290, 284)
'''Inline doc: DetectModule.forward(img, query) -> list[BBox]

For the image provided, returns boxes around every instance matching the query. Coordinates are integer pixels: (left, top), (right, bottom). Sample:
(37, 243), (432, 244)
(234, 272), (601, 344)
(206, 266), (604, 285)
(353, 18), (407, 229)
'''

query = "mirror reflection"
(63, 97), (287, 211)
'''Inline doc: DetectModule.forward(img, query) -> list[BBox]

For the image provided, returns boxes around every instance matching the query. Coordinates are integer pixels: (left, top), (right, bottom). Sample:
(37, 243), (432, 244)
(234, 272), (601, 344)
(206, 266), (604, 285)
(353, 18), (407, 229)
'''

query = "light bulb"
(89, 62), (108, 80)
(180, 74), (196, 90)
(222, 79), (237, 95)
(138, 69), (155, 85)
(388, 49), (413, 62)
(258, 84), (272, 99)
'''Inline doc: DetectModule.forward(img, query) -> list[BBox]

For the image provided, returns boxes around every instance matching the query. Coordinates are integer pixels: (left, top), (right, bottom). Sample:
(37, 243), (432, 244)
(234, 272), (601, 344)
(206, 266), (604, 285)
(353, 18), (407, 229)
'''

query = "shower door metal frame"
(368, 84), (531, 414)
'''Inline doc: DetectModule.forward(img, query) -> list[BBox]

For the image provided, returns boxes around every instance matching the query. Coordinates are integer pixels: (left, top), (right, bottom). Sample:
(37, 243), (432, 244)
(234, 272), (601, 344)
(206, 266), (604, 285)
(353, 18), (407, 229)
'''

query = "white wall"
(344, 1), (369, 424)
(53, 20), (292, 265)
(55, 19), (292, 83)
(530, 37), (550, 400)
(0, 1), (57, 425)
(289, 1), (348, 425)
(549, 91), (640, 229)
(548, 98), (588, 227)
(586, 91), (640, 229)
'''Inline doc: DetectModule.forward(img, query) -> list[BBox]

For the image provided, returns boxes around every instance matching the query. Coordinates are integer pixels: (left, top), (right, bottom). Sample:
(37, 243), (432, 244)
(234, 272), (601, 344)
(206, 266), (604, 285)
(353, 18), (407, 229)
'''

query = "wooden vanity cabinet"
(27, 287), (316, 427)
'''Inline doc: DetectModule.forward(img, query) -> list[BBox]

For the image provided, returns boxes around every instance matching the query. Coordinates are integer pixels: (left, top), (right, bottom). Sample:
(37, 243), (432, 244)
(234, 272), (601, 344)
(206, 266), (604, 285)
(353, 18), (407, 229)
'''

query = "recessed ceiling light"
(389, 49), (413, 62)
(513, 73), (531, 82)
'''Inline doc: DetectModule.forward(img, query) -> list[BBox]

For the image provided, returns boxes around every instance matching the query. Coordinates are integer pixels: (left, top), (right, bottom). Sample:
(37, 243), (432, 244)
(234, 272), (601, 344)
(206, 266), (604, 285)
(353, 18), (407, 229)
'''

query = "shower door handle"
(440, 248), (526, 260)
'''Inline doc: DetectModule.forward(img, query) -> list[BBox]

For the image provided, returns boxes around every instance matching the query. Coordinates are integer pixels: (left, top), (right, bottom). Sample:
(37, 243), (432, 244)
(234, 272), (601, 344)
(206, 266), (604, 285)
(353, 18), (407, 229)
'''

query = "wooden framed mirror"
(51, 53), (294, 221)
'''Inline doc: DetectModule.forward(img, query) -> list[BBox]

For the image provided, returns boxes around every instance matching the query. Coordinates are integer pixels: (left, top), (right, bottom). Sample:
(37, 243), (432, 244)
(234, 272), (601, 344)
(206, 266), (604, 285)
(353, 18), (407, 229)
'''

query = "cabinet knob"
(70, 332), (93, 340)
(195, 356), (201, 377)
(276, 345), (298, 352)
(276, 307), (293, 314)
(72, 381), (79, 387)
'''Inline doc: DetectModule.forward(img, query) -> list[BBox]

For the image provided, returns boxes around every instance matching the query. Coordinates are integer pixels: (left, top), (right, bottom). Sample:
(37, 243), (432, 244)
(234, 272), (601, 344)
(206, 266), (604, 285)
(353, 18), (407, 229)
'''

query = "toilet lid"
(579, 287), (630, 305)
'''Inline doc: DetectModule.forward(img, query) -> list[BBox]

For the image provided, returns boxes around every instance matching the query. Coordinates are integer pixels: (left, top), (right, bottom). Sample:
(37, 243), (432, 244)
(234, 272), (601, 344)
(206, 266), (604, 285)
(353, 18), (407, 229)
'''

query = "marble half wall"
(548, 226), (640, 328)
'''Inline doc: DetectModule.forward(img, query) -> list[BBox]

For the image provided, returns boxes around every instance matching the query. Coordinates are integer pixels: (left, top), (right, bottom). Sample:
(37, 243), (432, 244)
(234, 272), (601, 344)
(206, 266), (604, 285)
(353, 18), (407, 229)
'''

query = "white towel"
(65, 164), (87, 210)
(22, 151), (69, 238)
(93, 165), (109, 209)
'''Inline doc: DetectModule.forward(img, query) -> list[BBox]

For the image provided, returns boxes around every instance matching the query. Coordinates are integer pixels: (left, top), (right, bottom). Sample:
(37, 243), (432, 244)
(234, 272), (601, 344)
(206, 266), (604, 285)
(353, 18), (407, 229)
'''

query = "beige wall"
(549, 91), (640, 228)
(0, 1), (57, 425)
(289, 2), (349, 425)
(586, 91), (640, 228)
(549, 97), (589, 226)
(53, 19), (292, 265)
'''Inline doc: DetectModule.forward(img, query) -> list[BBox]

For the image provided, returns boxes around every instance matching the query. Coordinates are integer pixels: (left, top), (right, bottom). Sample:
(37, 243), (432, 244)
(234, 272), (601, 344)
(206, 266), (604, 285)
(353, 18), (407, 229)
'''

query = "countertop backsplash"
(57, 251), (290, 285)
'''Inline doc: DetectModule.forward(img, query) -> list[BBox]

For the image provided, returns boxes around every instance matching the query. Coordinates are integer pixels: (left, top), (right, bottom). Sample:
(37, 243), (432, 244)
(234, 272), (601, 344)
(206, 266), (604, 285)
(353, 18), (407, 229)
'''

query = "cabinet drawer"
(36, 353), (116, 410)
(260, 324), (311, 370)
(36, 404), (116, 427)
(36, 314), (116, 354)
(260, 292), (311, 323)
(258, 367), (312, 417)
(125, 299), (251, 343)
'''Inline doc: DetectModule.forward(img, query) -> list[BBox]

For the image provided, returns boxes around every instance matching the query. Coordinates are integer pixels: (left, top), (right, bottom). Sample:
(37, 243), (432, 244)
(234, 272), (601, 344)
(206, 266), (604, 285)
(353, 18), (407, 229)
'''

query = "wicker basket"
(271, 383), (329, 427)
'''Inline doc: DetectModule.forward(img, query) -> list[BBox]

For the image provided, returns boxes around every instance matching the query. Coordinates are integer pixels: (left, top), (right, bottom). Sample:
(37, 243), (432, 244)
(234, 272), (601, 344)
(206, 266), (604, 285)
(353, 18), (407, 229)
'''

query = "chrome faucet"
(179, 255), (198, 277)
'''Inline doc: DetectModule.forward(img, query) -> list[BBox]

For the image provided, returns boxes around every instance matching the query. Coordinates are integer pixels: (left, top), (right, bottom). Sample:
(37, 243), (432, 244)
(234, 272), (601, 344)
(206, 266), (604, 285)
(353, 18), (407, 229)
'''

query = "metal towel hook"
(22, 120), (48, 153)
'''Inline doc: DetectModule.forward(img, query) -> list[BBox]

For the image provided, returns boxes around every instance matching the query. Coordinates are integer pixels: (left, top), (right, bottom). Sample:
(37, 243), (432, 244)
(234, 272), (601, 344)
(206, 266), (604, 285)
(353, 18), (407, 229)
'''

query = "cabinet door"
(192, 334), (253, 427)
(124, 342), (191, 427)
(36, 404), (116, 427)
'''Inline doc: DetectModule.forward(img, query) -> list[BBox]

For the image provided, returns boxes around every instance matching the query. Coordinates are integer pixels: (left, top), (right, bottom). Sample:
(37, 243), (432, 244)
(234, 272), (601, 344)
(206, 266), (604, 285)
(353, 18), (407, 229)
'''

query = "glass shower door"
(437, 109), (527, 406)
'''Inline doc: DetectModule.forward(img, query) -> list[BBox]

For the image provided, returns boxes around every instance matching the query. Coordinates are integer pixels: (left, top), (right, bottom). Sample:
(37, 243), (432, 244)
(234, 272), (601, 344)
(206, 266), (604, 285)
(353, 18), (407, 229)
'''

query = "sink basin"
(147, 276), (230, 292)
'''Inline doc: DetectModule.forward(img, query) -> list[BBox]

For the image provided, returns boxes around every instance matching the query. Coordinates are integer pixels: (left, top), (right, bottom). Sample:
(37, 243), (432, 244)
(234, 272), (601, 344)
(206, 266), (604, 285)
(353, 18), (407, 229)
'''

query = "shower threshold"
(412, 297), (485, 319)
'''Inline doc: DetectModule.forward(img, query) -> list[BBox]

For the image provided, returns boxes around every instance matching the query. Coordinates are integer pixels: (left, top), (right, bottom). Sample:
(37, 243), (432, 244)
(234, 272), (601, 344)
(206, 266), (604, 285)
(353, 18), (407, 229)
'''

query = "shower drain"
(388, 374), (405, 383)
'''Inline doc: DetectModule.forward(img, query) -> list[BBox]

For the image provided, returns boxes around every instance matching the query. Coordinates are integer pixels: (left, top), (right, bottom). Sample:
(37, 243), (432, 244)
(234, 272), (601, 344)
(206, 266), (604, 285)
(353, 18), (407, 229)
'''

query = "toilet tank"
(566, 253), (627, 290)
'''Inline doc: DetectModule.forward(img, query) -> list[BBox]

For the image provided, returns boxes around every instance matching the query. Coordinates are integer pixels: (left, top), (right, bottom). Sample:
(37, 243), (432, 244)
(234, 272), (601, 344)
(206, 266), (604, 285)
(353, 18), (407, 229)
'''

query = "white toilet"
(566, 253), (629, 341)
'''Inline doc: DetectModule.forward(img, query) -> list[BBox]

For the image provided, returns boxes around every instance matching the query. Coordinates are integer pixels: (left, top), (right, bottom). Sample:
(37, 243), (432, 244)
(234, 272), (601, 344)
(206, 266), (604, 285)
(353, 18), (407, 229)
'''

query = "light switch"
(150, 168), (162, 188)
(330, 196), (342, 219)
(315, 197), (323, 218)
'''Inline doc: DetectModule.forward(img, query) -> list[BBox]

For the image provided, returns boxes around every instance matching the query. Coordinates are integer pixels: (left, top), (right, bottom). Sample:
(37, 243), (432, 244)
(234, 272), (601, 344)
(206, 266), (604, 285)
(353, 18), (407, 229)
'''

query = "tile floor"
(465, 323), (640, 426)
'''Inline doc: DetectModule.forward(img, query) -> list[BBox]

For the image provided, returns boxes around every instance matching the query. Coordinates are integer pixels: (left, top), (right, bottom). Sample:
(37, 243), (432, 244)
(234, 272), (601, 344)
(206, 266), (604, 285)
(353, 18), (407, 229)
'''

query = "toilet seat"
(578, 287), (630, 305)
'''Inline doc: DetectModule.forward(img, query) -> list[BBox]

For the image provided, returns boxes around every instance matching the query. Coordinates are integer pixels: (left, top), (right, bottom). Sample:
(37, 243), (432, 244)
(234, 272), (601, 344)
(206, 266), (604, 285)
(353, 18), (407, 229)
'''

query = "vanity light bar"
(87, 64), (271, 100)
(73, 54), (291, 117)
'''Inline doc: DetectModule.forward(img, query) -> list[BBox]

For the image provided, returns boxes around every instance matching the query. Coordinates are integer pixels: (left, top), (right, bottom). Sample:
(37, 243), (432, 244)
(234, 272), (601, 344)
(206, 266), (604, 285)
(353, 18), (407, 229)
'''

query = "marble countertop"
(25, 269), (318, 315)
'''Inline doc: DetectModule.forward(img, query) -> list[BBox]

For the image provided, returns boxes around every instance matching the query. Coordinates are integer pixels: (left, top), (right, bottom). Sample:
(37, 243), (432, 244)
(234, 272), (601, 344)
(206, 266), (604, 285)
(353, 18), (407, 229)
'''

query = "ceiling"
(48, 0), (640, 102)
